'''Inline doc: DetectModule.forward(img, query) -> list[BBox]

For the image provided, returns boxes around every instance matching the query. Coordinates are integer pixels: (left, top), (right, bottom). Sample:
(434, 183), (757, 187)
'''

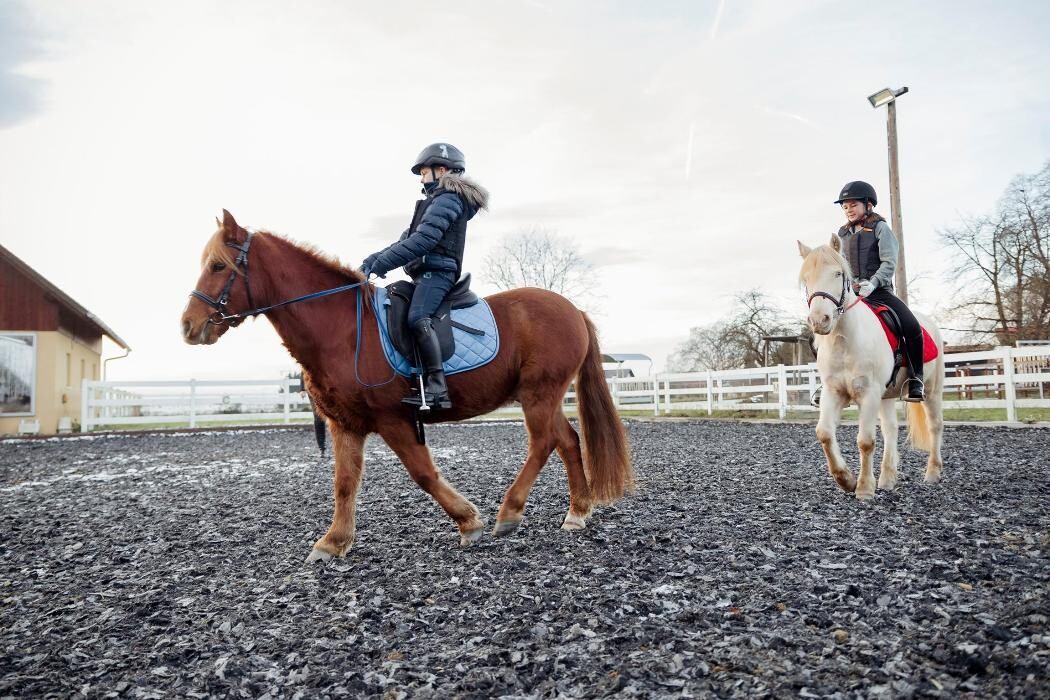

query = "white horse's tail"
(906, 402), (932, 452)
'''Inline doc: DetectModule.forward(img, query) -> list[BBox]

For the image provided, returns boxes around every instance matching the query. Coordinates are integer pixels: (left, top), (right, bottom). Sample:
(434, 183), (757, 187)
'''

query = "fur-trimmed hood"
(438, 174), (489, 211)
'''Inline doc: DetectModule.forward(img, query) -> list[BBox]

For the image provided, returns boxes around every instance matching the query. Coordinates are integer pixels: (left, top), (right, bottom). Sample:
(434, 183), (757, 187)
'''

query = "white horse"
(797, 242), (945, 499)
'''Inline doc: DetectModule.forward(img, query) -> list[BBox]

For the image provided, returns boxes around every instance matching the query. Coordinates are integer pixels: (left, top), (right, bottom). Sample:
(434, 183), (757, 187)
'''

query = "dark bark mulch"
(1, 421), (1047, 698)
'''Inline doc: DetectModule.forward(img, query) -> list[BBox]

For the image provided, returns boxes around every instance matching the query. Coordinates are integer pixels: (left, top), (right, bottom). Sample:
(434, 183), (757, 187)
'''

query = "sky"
(1, 0), (1049, 381)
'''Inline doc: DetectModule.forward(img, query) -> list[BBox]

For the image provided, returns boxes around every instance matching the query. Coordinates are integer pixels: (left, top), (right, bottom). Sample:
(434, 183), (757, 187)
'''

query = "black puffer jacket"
(364, 174), (489, 278)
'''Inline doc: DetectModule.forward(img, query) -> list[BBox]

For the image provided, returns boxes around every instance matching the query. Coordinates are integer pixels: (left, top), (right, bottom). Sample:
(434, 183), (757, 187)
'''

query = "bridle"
(190, 231), (257, 327)
(806, 267), (863, 316)
(188, 231), (394, 388)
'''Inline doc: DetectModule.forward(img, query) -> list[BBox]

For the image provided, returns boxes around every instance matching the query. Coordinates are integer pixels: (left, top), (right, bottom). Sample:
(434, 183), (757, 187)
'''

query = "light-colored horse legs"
(877, 398), (900, 491)
(923, 390), (945, 483)
(308, 425), (366, 561)
(815, 390), (857, 493)
(854, 394), (880, 500)
(383, 422), (485, 546)
(494, 393), (587, 536)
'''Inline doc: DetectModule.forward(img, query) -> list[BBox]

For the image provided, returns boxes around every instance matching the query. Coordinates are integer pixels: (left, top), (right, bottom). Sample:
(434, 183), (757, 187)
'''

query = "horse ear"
(797, 241), (813, 258)
(221, 209), (245, 243)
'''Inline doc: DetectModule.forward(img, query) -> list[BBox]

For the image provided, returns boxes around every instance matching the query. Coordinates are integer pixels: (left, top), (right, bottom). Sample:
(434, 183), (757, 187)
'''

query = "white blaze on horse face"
(805, 264), (844, 335)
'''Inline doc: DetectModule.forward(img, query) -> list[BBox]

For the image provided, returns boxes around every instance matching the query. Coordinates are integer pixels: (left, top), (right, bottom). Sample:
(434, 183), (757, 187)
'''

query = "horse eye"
(834, 271), (842, 277)
(212, 262), (227, 272)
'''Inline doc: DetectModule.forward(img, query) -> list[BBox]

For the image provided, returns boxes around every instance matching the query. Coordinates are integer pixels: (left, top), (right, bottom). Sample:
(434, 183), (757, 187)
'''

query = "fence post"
(777, 364), (788, 420)
(283, 378), (292, 424)
(1002, 345), (1017, 422)
(651, 375), (660, 416)
(189, 379), (197, 429)
(611, 377), (620, 411)
(664, 374), (672, 415)
(706, 370), (714, 415)
(80, 379), (91, 432)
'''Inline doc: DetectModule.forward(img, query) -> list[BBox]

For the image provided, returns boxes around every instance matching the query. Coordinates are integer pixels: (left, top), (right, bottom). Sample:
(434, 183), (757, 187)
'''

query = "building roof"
(0, 244), (130, 350)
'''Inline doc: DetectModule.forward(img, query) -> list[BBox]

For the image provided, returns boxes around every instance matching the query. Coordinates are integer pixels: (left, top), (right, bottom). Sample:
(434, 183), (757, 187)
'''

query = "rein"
(190, 232), (397, 388)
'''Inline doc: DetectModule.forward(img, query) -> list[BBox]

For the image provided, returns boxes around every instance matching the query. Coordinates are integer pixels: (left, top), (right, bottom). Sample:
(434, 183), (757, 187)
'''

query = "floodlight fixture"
(867, 86), (909, 108)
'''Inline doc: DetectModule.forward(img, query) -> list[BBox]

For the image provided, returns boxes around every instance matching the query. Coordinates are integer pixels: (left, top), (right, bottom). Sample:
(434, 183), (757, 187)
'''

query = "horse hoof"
(306, 547), (333, 563)
(459, 527), (485, 547)
(924, 472), (941, 484)
(561, 513), (587, 530)
(492, 519), (521, 537)
(878, 478), (897, 491)
(855, 489), (875, 501)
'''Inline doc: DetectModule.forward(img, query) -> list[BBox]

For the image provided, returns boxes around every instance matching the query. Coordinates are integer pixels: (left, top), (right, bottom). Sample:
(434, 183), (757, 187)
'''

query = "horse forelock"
(800, 245), (852, 286)
(202, 229), (239, 272)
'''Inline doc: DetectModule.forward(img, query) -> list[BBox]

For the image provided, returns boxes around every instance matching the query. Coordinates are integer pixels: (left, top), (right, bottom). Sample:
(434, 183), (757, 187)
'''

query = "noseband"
(190, 232), (257, 326)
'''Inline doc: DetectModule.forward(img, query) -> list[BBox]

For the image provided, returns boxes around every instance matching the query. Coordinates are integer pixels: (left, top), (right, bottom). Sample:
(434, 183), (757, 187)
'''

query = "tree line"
(480, 160), (1050, 371)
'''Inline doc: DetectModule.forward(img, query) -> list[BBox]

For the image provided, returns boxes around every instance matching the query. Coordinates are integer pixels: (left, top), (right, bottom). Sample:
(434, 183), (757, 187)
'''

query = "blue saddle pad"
(374, 287), (500, 378)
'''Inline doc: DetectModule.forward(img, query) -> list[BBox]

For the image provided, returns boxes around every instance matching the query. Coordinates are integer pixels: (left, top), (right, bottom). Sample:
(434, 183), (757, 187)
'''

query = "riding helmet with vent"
(411, 143), (466, 175)
(834, 180), (878, 206)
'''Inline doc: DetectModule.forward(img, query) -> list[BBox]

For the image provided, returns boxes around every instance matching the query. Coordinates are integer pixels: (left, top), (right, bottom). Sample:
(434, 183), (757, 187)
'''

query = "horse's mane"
(800, 244), (852, 285)
(202, 229), (363, 282)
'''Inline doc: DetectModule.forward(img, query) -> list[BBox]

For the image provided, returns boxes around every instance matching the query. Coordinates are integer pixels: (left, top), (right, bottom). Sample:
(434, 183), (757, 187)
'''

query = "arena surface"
(1, 420), (1048, 698)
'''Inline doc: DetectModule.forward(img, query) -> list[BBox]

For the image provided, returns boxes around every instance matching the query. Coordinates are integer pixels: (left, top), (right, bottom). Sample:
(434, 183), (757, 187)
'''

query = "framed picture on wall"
(0, 333), (36, 416)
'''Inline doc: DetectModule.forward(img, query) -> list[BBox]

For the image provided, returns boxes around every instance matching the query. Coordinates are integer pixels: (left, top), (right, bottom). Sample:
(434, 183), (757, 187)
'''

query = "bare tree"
(940, 160), (1050, 343)
(668, 289), (808, 371)
(483, 227), (597, 301)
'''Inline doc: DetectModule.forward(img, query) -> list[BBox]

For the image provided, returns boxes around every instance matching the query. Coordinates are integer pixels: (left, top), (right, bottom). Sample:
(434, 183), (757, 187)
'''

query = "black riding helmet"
(834, 181), (878, 206)
(411, 143), (466, 175)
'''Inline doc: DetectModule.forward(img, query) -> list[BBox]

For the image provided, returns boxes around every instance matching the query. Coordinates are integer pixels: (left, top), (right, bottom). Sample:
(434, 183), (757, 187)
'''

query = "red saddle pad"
(864, 302), (939, 363)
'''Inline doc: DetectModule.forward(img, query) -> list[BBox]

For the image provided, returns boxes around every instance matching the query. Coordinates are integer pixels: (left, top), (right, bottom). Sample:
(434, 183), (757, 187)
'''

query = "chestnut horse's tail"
(576, 313), (635, 504)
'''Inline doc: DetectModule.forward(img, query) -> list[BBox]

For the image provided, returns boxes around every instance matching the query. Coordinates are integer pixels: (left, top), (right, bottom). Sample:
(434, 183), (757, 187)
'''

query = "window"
(0, 333), (36, 416)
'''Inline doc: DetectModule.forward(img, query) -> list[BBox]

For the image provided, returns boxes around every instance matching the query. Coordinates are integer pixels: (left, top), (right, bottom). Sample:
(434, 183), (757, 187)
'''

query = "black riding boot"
(406, 317), (452, 410)
(904, 334), (925, 403)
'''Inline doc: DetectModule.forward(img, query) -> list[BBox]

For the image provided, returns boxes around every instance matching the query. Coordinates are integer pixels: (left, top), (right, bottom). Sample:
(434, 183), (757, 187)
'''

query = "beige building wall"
(0, 330), (101, 436)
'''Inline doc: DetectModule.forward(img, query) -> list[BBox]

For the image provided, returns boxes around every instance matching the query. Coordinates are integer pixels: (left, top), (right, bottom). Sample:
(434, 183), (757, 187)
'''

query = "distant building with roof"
(1, 244), (129, 435)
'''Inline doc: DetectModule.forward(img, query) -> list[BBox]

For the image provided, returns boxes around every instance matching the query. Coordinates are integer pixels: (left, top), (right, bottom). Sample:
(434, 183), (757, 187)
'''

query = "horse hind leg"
(923, 390), (945, 484)
(493, 394), (563, 537)
(877, 398), (900, 491)
(383, 422), (485, 546)
(554, 412), (593, 531)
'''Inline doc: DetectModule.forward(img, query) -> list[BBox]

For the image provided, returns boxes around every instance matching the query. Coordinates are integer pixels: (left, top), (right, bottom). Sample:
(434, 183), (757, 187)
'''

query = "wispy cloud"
(0, 2), (48, 129)
(709, 0), (726, 40)
(762, 106), (818, 129)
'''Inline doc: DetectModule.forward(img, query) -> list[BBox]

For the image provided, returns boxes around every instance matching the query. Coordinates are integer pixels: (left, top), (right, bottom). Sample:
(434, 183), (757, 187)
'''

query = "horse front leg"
(877, 398), (900, 491)
(815, 389), (856, 493)
(854, 392), (881, 500)
(381, 421), (485, 546)
(308, 424), (366, 562)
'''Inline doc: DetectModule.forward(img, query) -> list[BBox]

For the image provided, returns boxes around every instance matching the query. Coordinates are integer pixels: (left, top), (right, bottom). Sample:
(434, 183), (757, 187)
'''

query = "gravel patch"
(1, 421), (1048, 698)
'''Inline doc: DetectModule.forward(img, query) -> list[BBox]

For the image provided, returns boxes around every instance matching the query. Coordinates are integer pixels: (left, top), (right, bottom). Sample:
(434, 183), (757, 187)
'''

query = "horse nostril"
(182, 319), (191, 338)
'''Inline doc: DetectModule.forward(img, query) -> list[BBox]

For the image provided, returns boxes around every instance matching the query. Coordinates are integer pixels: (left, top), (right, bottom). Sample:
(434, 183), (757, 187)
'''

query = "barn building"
(1, 244), (129, 435)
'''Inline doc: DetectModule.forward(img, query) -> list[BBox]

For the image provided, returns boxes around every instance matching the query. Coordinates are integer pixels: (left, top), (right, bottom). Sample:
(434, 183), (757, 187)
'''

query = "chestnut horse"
(181, 211), (634, 560)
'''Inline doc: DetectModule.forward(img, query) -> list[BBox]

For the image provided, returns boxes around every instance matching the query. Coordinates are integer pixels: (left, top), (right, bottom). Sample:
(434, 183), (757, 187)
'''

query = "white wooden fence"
(81, 345), (1050, 431)
(80, 378), (313, 431)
